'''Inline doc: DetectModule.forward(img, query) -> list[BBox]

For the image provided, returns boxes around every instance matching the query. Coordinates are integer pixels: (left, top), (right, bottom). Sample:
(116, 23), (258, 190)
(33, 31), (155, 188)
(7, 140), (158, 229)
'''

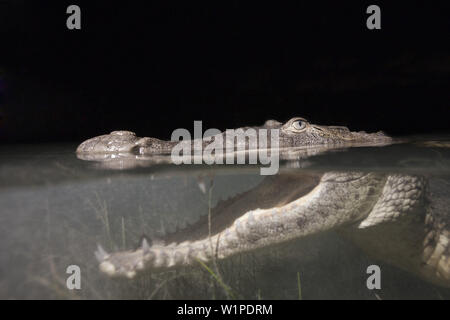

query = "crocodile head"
(76, 117), (392, 155)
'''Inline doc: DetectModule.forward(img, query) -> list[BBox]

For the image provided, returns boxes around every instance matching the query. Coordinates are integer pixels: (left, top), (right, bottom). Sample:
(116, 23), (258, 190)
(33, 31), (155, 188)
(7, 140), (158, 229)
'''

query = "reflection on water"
(0, 140), (449, 299)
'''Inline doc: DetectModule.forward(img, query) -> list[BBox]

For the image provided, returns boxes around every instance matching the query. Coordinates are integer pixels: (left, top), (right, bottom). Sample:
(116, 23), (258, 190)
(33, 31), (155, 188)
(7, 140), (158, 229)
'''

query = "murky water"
(0, 139), (449, 299)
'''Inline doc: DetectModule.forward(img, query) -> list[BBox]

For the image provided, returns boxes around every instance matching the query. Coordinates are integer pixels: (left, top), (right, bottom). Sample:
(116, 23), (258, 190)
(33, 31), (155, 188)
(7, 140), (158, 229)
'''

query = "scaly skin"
(94, 172), (449, 287)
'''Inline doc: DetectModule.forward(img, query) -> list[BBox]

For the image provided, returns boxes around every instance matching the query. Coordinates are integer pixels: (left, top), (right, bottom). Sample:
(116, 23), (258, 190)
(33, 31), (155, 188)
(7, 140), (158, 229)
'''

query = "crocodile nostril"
(110, 130), (136, 136)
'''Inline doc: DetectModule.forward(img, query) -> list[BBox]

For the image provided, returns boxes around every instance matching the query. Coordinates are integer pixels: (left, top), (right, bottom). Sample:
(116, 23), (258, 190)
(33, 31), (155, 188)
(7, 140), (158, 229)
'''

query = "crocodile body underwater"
(77, 117), (449, 288)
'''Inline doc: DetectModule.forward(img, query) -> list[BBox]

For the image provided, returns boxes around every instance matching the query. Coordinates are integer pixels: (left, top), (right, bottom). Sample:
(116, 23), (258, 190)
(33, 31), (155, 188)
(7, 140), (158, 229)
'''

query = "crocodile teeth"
(142, 238), (150, 253)
(197, 179), (207, 194)
(95, 244), (109, 262)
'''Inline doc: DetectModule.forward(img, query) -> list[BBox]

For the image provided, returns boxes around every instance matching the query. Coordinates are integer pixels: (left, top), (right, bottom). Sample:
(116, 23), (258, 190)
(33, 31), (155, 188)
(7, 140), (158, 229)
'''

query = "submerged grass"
(121, 216), (126, 249)
(297, 271), (302, 300)
(195, 258), (237, 300)
(205, 181), (237, 299)
(88, 192), (114, 249)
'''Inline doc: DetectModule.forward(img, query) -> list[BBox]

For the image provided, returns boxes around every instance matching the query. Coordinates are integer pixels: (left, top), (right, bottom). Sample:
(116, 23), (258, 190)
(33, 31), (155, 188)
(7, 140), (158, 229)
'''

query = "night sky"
(1, 1), (449, 144)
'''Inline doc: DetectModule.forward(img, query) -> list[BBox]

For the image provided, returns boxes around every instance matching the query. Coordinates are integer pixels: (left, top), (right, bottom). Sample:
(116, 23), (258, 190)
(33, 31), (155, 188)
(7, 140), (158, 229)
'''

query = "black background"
(0, 1), (449, 144)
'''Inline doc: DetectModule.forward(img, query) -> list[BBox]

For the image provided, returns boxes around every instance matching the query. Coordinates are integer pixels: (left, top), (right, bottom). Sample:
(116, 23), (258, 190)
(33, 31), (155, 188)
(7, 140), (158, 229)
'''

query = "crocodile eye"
(292, 120), (306, 131)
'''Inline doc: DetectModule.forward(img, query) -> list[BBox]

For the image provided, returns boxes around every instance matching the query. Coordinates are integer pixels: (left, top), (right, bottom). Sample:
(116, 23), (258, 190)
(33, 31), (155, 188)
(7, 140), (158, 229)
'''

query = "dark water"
(0, 140), (449, 299)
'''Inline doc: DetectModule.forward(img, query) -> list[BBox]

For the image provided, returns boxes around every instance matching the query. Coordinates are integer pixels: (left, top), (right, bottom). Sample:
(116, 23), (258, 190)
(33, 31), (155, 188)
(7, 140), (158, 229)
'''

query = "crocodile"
(76, 117), (449, 287)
